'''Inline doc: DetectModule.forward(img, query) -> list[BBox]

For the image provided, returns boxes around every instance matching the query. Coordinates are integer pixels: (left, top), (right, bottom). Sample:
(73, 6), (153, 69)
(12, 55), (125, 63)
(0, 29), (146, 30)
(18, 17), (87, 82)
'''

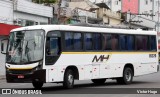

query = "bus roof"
(11, 25), (157, 35)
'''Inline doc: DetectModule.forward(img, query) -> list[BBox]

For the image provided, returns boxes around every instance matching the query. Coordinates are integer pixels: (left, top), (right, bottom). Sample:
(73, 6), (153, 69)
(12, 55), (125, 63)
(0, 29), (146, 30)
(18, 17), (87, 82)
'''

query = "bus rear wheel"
(116, 67), (133, 85)
(63, 69), (74, 89)
(91, 79), (106, 84)
(32, 81), (43, 89)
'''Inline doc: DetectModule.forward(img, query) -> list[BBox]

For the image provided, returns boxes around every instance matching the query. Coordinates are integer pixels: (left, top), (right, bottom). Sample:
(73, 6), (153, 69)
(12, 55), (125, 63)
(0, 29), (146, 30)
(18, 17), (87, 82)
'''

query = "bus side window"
(93, 33), (102, 50)
(135, 35), (149, 50)
(126, 35), (135, 50)
(142, 36), (149, 50)
(119, 35), (127, 50)
(150, 36), (156, 51)
(84, 33), (93, 50)
(102, 34), (112, 50)
(73, 33), (82, 50)
(111, 34), (119, 50)
(65, 32), (73, 50)
(46, 37), (60, 55)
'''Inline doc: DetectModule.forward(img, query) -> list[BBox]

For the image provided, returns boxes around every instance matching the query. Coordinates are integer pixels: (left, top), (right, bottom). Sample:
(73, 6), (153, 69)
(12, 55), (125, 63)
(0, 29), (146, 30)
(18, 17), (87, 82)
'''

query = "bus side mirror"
(1, 39), (8, 54)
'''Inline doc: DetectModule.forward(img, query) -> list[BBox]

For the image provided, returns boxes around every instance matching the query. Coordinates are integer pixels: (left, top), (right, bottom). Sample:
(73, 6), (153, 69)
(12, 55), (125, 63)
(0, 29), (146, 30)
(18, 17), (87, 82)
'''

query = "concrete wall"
(139, 0), (153, 14)
(69, 0), (98, 10)
(97, 8), (121, 25)
(0, 36), (8, 76)
(122, 0), (139, 14)
(0, 0), (13, 24)
(109, 18), (121, 25)
(14, 0), (53, 18)
(69, 2), (92, 10)
(14, 12), (49, 25)
(90, 0), (122, 12)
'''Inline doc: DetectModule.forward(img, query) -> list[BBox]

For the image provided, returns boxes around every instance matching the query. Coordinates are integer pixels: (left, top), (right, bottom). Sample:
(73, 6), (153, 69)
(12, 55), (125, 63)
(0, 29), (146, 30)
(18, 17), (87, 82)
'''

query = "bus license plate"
(18, 75), (24, 79)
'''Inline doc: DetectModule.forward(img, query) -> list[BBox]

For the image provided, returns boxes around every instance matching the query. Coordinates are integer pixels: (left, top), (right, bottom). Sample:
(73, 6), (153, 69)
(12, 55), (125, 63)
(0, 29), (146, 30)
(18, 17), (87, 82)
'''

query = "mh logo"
(92, 55), (110, 63)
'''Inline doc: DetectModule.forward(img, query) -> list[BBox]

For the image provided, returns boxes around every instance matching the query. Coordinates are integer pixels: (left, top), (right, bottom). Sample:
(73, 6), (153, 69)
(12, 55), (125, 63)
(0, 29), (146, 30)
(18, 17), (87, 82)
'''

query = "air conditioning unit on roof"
(13, 19), (22, 26)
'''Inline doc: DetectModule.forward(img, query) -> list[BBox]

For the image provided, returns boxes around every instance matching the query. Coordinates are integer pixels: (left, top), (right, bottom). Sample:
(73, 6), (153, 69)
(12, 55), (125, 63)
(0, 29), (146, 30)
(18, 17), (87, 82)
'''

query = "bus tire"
(32, 81), (43, 89)
(91, 79), (106, 84)
(63, 69), (74, 89)
(116, 67), (133, 85)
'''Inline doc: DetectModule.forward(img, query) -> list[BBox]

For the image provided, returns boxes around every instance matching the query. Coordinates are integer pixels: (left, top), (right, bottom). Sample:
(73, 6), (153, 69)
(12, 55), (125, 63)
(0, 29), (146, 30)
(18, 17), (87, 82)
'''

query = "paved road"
(0, 71), (160, 97)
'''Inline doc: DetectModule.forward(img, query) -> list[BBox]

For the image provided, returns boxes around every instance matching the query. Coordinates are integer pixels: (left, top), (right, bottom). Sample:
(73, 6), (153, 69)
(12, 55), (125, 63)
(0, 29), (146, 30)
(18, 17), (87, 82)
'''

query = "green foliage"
(32, 0), (57, 4)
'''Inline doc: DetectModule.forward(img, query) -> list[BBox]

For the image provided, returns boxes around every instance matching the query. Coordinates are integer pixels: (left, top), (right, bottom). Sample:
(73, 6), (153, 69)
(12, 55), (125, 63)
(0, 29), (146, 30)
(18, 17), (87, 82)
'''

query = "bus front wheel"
(63, 69), (74, 89)
(116, 67), (133, 85)
(91, 79), (106, 84)
(32, 81), (43, 89)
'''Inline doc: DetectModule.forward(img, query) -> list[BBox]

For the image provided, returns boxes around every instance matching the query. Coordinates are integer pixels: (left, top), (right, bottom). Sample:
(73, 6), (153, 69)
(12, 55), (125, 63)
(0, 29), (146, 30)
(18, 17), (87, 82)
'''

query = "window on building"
(25, 20), (35, 26)
(145, 0), (148, 5)
(108, 0), (111, 5)
(84, 33), (93, 50)
(40, 22), (47, 25)
(115, 1), (118, 5)
(156, 1), (158, 6)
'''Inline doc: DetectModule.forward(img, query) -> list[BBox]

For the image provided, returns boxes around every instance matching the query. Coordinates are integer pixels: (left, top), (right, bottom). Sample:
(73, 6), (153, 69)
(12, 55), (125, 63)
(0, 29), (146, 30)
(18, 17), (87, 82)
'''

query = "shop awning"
(0, 23), (20, 36)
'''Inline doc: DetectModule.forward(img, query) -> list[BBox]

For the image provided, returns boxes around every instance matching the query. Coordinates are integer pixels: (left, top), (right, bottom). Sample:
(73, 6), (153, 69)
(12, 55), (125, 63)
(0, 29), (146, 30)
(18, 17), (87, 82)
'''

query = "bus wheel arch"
(116, 63), (134, 85)
(63, 66), (79, 88)
(124, 63), (134, 76)
(65, 66), (79, 80)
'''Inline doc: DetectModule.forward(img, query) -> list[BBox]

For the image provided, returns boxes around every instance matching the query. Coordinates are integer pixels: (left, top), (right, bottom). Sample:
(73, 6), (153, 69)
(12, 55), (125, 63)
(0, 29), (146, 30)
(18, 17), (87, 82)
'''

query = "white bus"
(1, 25), (159, 89)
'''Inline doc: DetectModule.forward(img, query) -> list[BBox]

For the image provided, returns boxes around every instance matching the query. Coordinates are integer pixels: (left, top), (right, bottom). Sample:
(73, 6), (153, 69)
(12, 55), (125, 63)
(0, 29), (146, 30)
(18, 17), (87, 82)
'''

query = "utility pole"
(58, 0), (62, 24)
(158, 0), (159, 33)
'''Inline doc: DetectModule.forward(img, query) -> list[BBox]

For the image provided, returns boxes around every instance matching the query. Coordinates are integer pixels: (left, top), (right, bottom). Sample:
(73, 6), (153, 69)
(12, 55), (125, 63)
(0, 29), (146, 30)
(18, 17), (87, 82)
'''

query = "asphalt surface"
(0, 71), (160, 97)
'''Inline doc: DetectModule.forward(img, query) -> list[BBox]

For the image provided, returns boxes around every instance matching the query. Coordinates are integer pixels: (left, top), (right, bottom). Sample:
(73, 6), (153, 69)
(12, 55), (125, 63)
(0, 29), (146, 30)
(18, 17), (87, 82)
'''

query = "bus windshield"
(6, 30), (44, 64)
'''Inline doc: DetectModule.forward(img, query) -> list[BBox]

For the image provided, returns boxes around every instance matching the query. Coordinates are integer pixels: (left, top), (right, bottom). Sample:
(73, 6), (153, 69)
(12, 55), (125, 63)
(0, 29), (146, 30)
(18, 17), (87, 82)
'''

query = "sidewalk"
(0, 75), (5, 80)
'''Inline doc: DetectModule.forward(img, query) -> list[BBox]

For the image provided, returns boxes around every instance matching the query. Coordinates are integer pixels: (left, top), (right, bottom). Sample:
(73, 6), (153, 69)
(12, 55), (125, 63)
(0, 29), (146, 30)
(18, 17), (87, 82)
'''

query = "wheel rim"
(68, 74), (73, 85)
(125, 70), (132, 81)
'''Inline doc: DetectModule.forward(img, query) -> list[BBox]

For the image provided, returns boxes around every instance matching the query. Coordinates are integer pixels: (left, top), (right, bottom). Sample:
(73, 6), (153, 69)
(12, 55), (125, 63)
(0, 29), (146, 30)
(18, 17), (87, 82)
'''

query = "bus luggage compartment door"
(84, 65), (92, 79)
(92, 64), (100, 79)
(48, 68), (58, 82)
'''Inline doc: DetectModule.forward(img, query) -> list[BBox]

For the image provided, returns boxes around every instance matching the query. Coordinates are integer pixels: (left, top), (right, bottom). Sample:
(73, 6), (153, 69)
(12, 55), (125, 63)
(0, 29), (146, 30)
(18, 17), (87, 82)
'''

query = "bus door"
(45, 31), (61, 82)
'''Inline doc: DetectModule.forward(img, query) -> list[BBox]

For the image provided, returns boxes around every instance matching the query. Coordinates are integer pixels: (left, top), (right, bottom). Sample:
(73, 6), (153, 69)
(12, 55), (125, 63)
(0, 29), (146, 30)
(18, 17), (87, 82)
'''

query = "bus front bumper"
(6, 70), (46, 83)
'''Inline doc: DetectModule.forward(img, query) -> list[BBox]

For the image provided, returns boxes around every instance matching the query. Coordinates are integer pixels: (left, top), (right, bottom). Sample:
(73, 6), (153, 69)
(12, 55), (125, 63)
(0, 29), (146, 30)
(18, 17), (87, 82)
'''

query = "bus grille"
(8, 69), (33, 74)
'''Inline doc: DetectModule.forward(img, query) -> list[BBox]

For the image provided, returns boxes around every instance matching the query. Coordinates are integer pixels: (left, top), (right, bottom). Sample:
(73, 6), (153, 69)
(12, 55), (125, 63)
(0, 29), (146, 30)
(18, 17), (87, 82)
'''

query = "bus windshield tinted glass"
(6, 30), (44, 64)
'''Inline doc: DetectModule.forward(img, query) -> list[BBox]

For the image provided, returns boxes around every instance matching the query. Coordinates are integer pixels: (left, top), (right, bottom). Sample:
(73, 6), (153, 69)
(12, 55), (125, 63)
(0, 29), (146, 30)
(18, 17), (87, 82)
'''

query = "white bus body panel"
(44, 52), (158, 82)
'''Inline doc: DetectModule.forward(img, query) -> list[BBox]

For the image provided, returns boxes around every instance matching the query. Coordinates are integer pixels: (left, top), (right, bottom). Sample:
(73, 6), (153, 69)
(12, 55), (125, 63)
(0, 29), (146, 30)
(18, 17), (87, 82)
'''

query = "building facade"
(96, 3), (122, 25)
(91, 0), (159, 30)
(13, 0), (53, 26)
(0, 0), (53, 75)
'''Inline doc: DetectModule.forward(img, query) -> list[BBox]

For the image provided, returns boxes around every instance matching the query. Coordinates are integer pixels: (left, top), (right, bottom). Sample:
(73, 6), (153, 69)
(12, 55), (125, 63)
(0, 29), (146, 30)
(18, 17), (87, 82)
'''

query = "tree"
(32, 0), (57, 4)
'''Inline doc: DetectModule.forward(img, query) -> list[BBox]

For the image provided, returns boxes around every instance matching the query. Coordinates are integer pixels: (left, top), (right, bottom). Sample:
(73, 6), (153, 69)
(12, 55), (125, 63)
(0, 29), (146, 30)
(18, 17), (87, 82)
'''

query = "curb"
(0, 75), (5, 80)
